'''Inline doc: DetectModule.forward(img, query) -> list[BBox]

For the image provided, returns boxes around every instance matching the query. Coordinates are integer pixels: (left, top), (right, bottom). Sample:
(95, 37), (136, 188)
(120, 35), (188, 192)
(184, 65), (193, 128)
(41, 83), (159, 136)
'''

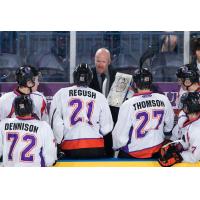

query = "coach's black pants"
(105, 106), (119, 158)
(104, 133), (114, 158)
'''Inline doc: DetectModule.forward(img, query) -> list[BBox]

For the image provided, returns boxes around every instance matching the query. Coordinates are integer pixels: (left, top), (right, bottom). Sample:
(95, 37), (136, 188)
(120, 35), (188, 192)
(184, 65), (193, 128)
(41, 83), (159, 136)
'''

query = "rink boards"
(55, 158), (200, 167)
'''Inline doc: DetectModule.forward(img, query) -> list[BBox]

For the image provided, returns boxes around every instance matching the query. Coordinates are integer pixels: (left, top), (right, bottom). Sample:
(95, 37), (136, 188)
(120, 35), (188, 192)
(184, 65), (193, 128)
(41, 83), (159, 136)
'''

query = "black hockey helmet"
(14, 95), (33, 116)
(191, 36), (200, 55)
(15, 65), (39, 87)
(176, 64), (199, 83)
(180, 92), (200, 114)
(73, 63), (93, 86)
(133, 68), (153, 89)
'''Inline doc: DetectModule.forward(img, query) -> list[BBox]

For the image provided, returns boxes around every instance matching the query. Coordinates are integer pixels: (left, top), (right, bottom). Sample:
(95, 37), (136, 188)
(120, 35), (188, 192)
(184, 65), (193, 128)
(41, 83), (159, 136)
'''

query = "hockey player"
(176, 64), (200, 102)
(158, 92), (200, 166)
(0, 65), (49, 123)
(172, 65), (200, 140)
(49, 63), (113, 159)
(112, 68), (174, 158)
(0, 95), (57, 167)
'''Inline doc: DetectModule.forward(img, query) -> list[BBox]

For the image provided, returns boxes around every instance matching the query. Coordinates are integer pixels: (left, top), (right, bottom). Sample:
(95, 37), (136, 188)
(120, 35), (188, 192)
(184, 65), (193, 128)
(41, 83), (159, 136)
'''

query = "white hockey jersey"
(172, 87), (200, 141)
(0, 116), (57, 167)
(112, 91), (174, 158)
(172, 110), (188, 141)
(177, 87), (187, 107)
(49, 85), (114, 150)
(178, 116), (200, 163)
(0, 89), (49, 123)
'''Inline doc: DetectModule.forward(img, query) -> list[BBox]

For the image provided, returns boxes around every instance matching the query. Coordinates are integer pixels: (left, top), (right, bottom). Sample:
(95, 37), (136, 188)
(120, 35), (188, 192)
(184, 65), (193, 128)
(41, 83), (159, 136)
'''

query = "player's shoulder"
(31, 91), (46, 100)
(94, 90), (108, 103)
(178, 110), (186, 117)
(191, 118), (200, 129)
(121, 97), (133, 108)
(54, 86), (71, 96)
(39, 120), (51, 127)
(89, 87), (105, 98)
(0, 91), (15, 101)
(152, 92), (170, 102)
(188, 119), (200, 139)
(32, 91), (44, 96)
(0, 117), (16, 125)
(38, 121), (52, 134)
(152, 92), (166, 98)
(129, 93), (147, 103)
(0, 118), (9, 129)
(28, 119), (51, 130)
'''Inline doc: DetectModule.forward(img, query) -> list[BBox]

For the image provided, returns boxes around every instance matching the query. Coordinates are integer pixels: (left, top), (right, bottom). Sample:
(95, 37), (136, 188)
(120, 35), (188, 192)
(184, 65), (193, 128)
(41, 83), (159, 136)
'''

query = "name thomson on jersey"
(133, 100), (165, 110)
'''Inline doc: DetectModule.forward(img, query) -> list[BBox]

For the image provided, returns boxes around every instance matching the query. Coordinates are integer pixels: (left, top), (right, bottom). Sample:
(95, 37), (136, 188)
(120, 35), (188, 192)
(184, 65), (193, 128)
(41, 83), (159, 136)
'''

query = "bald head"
(95, 48), (111, 74)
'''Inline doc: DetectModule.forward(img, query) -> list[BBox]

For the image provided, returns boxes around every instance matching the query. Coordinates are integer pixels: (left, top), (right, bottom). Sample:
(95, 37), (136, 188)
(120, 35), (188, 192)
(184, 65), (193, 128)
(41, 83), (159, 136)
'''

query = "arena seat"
(151, 52), (183, 82)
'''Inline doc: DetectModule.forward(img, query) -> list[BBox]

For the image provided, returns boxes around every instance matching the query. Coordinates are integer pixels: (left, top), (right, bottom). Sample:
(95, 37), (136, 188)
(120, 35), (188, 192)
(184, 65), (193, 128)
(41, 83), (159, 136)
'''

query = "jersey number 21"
(69, 98), (94, 126)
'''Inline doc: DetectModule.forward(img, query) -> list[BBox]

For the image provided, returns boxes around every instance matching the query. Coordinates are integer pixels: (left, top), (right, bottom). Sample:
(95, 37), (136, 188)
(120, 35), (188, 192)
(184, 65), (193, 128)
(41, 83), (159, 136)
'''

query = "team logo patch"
(80, 75), (85, 81)
(19, 104), (25, 109)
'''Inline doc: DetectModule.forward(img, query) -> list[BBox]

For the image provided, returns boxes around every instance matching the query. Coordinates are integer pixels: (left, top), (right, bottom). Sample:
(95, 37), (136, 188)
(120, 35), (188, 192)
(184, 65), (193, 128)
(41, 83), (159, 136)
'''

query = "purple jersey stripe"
(39, 147), (45, 167)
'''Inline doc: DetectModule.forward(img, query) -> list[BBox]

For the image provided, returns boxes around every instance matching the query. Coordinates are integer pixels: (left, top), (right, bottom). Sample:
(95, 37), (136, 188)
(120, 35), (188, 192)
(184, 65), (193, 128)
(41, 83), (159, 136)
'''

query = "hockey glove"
(158, 142), (183, 167)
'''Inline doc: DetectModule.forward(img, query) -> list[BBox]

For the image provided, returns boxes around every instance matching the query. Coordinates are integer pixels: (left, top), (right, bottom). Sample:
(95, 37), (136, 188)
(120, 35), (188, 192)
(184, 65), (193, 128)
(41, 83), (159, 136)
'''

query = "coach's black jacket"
(89, 65), (119, 122)
(89, 65), (119, 157)
(89, 65), (116, 93)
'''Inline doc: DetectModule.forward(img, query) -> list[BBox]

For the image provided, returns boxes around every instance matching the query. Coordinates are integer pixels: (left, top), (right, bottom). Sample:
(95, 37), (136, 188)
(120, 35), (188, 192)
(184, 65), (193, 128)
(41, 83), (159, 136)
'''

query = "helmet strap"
(28, 87), (32, 93)
(26, 80), (35, 94)
(183, 79), (193, 90)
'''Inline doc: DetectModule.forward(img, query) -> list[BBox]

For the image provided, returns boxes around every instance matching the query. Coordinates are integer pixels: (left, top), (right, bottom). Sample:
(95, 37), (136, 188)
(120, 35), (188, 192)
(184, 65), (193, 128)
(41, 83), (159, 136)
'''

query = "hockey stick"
(139, 47), (155, 70)
(162, 139), (183, 148)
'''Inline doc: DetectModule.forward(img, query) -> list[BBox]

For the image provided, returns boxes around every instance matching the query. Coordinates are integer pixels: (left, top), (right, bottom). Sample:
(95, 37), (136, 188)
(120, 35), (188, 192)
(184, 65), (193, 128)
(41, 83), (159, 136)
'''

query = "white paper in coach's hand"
(107, 72), (133, 107)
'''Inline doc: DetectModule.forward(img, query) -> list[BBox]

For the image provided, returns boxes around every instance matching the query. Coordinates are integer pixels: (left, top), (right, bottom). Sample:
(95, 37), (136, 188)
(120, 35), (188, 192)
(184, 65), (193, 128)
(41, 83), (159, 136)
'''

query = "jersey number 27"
(135, 110), (164, 138)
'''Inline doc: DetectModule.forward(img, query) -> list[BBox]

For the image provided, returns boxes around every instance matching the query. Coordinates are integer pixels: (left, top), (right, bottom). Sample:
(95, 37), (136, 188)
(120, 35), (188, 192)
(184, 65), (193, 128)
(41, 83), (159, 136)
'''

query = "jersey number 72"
(7, 132), (36, 162)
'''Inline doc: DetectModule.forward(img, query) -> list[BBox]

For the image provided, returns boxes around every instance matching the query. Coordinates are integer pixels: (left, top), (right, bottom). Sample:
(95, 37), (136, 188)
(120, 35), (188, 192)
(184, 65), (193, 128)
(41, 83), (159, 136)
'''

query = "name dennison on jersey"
(5, 123), (39, 133)
(69, 89), (96, 99)
(133, 99), (165, 110)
